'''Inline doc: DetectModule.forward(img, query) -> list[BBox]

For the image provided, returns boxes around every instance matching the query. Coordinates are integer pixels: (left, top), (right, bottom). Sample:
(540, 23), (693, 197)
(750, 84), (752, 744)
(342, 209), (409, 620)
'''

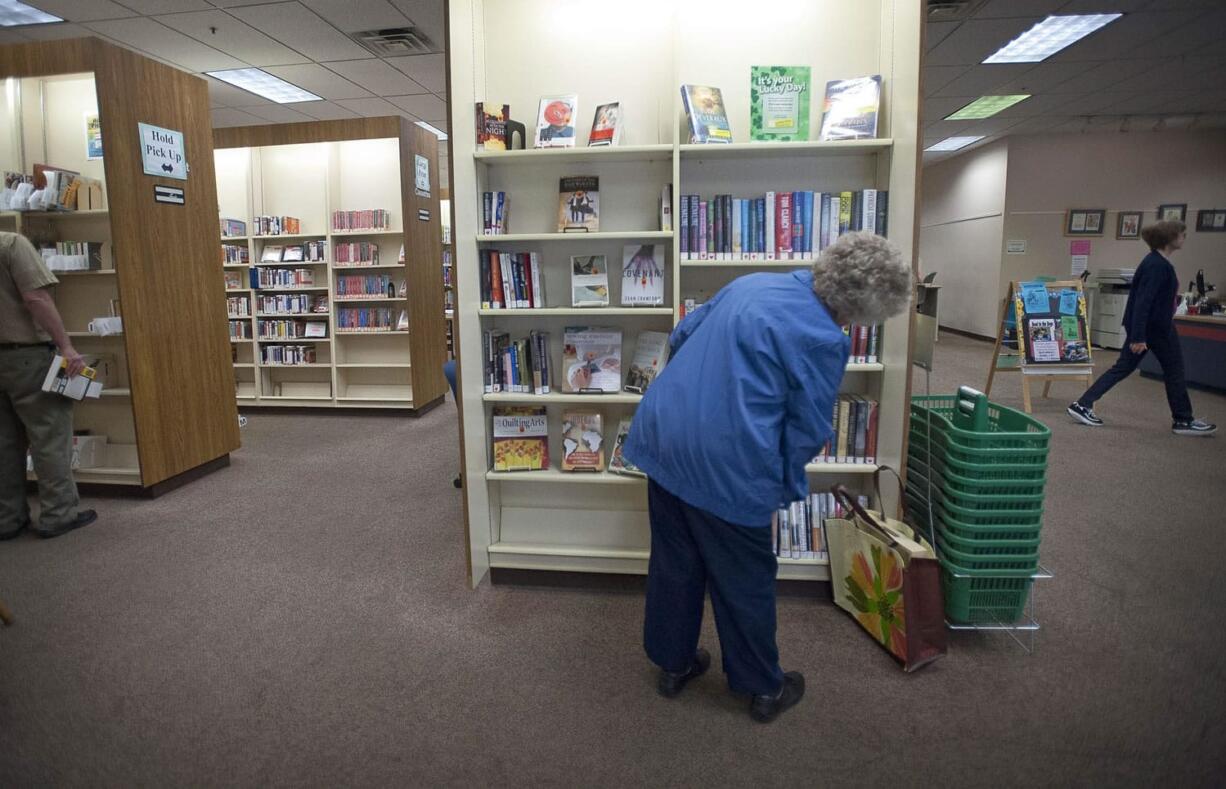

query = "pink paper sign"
(1070, 240), (1091, 255)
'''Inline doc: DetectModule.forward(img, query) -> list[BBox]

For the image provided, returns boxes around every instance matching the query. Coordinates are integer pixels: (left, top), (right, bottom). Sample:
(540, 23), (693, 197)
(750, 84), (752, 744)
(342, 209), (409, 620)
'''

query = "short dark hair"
(1141, 220), (1185, 250)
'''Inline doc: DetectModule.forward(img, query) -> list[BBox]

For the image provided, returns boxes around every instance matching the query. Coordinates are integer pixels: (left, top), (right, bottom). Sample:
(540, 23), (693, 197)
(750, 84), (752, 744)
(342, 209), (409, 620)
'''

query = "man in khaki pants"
(1, 231), (97, 539)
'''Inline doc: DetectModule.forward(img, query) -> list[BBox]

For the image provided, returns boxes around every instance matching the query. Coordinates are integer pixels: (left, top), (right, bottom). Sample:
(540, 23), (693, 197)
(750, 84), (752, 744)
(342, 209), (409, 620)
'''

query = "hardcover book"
(680, 85), (732, 144)
(588, 102), (622, 146)
(561, 410), (605, 472)
(750, 66), (811, 141)
(534, 94), (578, 148)
(475, 101), (510, 150)
(492, 406), (549, 472)
(620, 244), (665, 306)
(609, 417), (645, 477)
(571, 255), (610, 307)
(562, 327), (622, 393)
(558, 176), (599, 232)
(260, 245), (284, 263)
(624, 331), (668, 394)
(818, 75), (882, 141)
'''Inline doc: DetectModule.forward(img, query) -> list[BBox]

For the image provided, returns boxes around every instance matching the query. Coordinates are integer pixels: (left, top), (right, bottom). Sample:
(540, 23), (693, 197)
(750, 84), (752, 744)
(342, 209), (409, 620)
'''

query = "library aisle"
(1, 336), (1223, 785)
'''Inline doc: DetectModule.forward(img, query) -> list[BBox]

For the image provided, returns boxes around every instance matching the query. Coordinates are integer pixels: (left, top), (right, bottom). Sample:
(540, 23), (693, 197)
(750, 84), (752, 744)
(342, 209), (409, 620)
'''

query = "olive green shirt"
(0, 231), (57, 344)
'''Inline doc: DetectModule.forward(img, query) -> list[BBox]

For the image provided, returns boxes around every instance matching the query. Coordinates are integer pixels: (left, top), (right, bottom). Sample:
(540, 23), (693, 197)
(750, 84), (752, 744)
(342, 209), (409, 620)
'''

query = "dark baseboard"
(146, 455), (231, 498)
(937, 326), (997, 343)
(489, 568), (831, 598)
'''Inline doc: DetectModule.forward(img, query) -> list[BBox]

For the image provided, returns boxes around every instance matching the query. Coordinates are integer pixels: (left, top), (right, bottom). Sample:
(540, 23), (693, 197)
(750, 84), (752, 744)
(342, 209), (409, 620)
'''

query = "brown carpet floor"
(1, 332), (1223, 787)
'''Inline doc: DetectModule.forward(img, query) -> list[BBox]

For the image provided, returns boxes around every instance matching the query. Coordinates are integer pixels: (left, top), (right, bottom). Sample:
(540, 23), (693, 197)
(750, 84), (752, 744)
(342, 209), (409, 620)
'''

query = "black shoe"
(0, 520), (30, 541)
(1173, 419), (1217, 436)
(1067, 402), (1103, 426)
(657, 648), (711, 698)
(750, 671), (805, 723)
(35, 509), (97, 539)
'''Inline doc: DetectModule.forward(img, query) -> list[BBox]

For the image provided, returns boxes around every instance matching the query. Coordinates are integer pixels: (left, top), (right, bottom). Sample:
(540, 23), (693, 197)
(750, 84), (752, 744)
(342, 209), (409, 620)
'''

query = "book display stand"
(213, 118), (447, 411)
(2, 38), (239, 494)
(448, 1), (921, 586)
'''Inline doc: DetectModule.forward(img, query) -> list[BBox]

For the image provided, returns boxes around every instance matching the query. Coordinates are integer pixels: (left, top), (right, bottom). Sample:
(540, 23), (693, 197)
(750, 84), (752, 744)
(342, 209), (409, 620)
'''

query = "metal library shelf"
(449, 0), (921, 586)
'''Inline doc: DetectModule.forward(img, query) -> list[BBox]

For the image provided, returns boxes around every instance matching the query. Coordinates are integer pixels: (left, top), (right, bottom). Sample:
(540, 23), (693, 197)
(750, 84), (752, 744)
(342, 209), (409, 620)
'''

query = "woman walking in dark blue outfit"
(1068, 220), (1216, 436)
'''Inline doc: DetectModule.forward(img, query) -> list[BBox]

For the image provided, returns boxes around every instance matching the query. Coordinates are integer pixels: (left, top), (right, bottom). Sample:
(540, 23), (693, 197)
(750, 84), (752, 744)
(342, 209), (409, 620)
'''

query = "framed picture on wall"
(1065, 209), (1106, 236)
(1157, 203), (1187, 222)
(1117, 211), (1143, 239)
(1195, 209), (1226, 232)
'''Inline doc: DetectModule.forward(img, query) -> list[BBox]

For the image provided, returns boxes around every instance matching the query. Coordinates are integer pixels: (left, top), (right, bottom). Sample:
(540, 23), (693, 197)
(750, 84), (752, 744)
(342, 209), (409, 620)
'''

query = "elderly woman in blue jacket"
(624, 231), (912, 724)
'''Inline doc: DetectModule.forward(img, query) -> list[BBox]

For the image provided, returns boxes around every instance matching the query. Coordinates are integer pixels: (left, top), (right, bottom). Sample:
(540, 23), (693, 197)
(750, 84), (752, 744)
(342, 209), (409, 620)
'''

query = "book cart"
(2, 38), (239, 494)
(213, 118), (448, 411)
(447, 0), (921, 586)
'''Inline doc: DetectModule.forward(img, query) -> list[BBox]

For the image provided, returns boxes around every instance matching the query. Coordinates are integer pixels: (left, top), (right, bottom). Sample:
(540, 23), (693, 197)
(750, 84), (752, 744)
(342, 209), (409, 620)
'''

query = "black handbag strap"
(873, 465), (909, 522)
(831, 484), (898, 549)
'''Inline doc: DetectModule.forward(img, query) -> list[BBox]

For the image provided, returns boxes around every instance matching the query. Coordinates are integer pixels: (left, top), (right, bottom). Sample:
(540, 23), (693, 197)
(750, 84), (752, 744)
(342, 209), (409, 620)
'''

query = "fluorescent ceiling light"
(415, 121), (448, 141)
(925, 136), (985, 152)
(945, 95), (1030, 120)
(984, 14), (1122, 63)
(206, 68), (321, 104)
(0, 1), (63, 26)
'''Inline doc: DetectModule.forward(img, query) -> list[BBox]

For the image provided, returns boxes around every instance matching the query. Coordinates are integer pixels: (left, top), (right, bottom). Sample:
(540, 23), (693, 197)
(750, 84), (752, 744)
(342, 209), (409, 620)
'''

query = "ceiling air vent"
(349, 27), (437, 57)
(927, 0), (984, 22)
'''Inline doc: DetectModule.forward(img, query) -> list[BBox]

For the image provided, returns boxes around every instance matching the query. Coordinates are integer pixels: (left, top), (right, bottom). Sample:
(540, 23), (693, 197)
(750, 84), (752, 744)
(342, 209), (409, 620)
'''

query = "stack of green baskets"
(906, 386), (1050, 624)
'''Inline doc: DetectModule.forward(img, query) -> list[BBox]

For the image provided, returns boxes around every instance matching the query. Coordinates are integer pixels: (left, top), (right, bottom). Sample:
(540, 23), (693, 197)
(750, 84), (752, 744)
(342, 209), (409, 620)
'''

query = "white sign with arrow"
(138, 122), (187, 180)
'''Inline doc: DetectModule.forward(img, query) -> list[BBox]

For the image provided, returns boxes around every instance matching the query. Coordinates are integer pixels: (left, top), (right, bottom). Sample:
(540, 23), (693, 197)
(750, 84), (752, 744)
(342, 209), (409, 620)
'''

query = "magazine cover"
(609, 417), (645, 477)
(588, 102), (622, 146)
(476, 101), (510, 150)
(620, 244), (665, 306)
(492, 406), (549, 472)
(558, 176), (599, 232)
(681, 85), (732, 144)
(818, 75), (882, 141)
(1027, 318), (1061, 362)
(750, 66), (811, 141)
(624, 331), (668, 394)
(562, 326), (622, 392)
(571, 255), (610, 307)
(561, 411), (605, 472)
(534, 94), (578, 148)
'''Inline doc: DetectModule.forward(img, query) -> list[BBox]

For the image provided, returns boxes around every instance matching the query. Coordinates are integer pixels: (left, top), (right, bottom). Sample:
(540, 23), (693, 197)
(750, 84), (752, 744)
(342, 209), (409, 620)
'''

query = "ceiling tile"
(283, 100), (361, 120)
(155, 10), (311, 67)
(83, 17), (245, 71)
(991, 91), (1080, 117)
(205, 76), (276, 109)
(923, 96), (979, 121)
(385, 54), (445, 93)
(1050, 59), (1161, 94)
(1049, 11), (1198, 62)
(323, 59), (427, 96)
(1058, 0), (1149, 11)
(1164, 92), (1226, 114)
(974, 0), (1064, 17)
(387, 0), (443, 50)
(11, 22), (93, 40)
(924, 21), (959, 53)
(211, 108), (265, 128)
(932, 64), (1033, 97)
(385, 93), (445, 118)
(27, 0), (136, 21)
(263, 63), (373, 100)
(1067, 91), (1135, 114)
(921, 65), (966, 95)
(1146, 10), (1226, 58)
(300, 0), (409, 33)
(335, 97), (403, 117)
(1002, 116), (1066, 135)
(992, 60), (1084, 94)
(962, 116), (1026, 136)
(228, 2), (373, 61)
(925, 18), (1037, 66)
(118, 0), (211, 11)
(240, 104), (317, 124)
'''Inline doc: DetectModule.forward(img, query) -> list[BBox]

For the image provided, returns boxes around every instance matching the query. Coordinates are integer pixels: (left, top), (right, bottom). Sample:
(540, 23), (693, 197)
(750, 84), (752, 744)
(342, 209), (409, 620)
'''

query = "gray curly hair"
(811, 232), (912, 325)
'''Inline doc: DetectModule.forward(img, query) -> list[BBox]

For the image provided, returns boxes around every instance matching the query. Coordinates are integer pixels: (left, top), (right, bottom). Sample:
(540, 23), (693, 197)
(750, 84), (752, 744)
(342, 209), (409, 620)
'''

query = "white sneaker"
(1172, 419), (1217, 436)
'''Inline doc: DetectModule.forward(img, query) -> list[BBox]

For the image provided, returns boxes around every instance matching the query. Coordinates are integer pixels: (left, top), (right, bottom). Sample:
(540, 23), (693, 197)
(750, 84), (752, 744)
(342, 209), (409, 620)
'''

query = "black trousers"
(1078, 326), (1193, 422)
(643, 479), (784, 696)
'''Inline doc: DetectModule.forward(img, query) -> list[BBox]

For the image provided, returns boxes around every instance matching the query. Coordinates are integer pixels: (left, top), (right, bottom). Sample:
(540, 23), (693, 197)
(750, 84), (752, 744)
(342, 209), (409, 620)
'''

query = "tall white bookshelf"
(448, 0), (921, 586)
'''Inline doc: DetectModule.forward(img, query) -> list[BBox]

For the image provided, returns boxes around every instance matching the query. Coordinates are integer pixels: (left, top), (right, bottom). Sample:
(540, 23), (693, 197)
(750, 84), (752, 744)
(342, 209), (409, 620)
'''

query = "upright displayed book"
(588, 102), (622, 146)
(482, 191), (509, 234)
(561, 411), (604, 472)
(571, 255), (610, 307)
(558, 176), (599, 232)
(534, 95), (578, 148)
(818, 75), (882, 141)
(750, 66), (811, 141)
(624, 331), (668, 394)
(475, 101), (511, 150)
(480, 250), (545, 309)
(621, 244), (665, 306)
(492, 406), (549, 471)
(562, 327), (622, 393)
(681, 85), (732, 144)
(608, 418), (644, 477)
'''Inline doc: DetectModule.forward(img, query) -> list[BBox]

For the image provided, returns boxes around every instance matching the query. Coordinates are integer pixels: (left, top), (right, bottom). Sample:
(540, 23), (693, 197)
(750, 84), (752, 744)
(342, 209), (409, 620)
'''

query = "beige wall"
(918, 138), (1008, 337)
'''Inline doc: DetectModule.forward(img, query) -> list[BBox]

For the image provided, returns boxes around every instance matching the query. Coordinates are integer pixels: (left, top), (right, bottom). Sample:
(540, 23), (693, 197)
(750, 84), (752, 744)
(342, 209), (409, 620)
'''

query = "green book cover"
(750, 66), (811, 141)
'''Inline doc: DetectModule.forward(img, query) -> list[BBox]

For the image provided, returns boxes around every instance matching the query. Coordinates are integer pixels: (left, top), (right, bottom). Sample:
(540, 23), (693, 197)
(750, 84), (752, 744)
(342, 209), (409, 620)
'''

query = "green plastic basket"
(940, 565), (1034, 624)
(906, 465), (1046, 509)
(905, 492), (1043, 543)
(907, 455), (1046, 497)
(909, 427), (1049, 469)
(906, 480), (1045, 523)
(911, 390), (1051, 453)
(936, 533), (1040, 571)
(936, 521), (1041, 556)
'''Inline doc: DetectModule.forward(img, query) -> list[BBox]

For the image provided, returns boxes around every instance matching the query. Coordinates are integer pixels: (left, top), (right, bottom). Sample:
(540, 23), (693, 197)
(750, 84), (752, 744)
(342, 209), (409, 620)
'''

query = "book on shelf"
(681, 85), (732, 144)
(476, 101), (511, 150)
(813, 394), (879, 464)
(818, 75), (882, 141)
(483, 329), (551, 394)
(41, 355), (102, 400)
(588, 102), (622, 146)
(261, 344), (317, 365)
(336, 273), (399, 298)
(481, 250), (545, 309)
(261, 245), (284, 263)
(332, 209), (392, 231)
(561, 410), (604, 472)
(843, 323), (881, 364)
(258, 318), (326, 339)
(680, 189), (887, 260)
(221, 243), (249, 264)
(679, 297), (706, 318)
(257, 293), (326, 315)
(750, 66), (811, 141)
(226, 296), (250, 317)
(624, 330), (668, 394)
(772, 493), (869, 561)
(39, 241), (103, 271)
(223, 271), (243, 290)
(229, 320), (253, 340)
(534, 94), (578, 148)
(558, 176), (599, 232)
(255, 268), (315, 289)
(220, 217), (247, 237)
(397, 310), (409, 330)
(571, 255), (609, 307)
(621, 244), (665, 306)
(660, 184), (672, 232)
(334, 241), (379, 266)
(492, 406), (550, 471)
(608, 418), (645, 477)
(253, 215), (301, 235)
(336, 306), (398, 332)
(482, 192), (509, 235)
(562, 327), (621, 393)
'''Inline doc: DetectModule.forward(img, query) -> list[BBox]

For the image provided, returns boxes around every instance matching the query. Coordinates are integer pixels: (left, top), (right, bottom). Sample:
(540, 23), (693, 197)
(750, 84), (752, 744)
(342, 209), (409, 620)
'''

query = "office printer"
(1090, 268), (1135, 349)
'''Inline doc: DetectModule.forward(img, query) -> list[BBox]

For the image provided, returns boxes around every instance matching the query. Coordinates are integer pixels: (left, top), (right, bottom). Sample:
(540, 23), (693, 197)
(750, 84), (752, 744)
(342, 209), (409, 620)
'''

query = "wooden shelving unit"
(3, 37), (239, 493)
(213, 118), (448, 412)
(447, 0), (921, 585)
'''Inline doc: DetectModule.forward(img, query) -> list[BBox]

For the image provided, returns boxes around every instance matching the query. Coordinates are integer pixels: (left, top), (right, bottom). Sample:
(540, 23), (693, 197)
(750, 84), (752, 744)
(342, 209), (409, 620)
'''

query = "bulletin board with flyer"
(1012, 280), (1092, 367)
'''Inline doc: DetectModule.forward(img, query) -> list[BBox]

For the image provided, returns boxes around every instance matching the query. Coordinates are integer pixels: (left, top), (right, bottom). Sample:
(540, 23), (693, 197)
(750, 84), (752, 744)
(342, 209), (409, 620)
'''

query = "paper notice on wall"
(1070, 240), (1091, 255)
(1006, 239), (1026, 255)
(1071, 254), (1088, 276)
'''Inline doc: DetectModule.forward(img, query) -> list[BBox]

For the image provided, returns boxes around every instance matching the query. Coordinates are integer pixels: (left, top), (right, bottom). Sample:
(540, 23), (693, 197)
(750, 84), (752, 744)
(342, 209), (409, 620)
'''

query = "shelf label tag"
(414, 154), (430, 198)
(138, 122), (187, 180)
(153, 184), (185, 205)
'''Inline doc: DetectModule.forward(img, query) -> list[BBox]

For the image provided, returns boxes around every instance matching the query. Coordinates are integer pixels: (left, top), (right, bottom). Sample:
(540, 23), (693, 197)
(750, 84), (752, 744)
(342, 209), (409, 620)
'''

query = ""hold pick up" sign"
(138, 122), (187, 181)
